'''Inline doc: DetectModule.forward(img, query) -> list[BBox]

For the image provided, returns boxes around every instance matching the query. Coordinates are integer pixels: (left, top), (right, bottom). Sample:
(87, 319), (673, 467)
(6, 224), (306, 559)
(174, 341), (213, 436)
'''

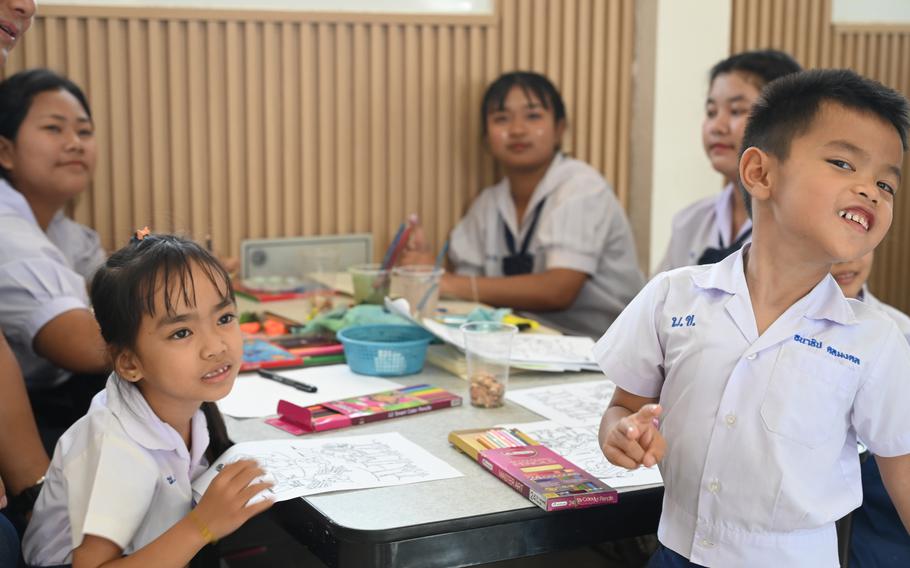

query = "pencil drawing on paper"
(192, 432), (463, 502)
(507, 380), (616, 427)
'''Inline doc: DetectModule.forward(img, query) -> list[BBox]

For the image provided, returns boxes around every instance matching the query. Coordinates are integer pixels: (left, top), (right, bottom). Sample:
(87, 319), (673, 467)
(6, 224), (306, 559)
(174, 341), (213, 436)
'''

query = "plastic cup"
(460, 322), (518, 408)
(301, 249), (338, 312)
(349, 263), (390, 305)
(391, 264), (444, 320)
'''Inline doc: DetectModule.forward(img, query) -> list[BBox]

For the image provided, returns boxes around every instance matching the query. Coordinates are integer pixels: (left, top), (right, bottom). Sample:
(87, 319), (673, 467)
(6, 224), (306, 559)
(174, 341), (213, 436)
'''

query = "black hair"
(740, 68), (910, 216)
(0, 68), (93, 180)
(481, 71), (567, 137)
(709, 49), (802, 88)
(90, 233), (235, 459)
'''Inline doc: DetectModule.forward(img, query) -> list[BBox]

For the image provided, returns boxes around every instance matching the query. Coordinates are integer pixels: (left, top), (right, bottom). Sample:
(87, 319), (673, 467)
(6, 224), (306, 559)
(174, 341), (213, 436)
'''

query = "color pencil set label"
(267, 384), (462, 435)
(449, 428), (618, 512)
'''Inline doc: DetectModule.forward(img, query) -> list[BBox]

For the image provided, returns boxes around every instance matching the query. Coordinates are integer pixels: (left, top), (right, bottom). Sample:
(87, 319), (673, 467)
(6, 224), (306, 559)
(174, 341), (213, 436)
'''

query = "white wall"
(648, 0), (731, 273)
(832, 0), (910, 24)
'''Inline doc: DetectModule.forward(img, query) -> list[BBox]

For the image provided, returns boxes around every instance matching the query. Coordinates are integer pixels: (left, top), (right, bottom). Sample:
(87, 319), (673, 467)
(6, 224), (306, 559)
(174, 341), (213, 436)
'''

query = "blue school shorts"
(648, 543), (708, 568)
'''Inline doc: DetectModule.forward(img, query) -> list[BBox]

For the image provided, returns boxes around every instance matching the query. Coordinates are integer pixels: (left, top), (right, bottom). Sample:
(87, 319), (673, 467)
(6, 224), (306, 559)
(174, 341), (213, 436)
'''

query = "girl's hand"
(601, 404), (665, 469)
(192, 460), (274, 540)
(0, 476), (7, 509)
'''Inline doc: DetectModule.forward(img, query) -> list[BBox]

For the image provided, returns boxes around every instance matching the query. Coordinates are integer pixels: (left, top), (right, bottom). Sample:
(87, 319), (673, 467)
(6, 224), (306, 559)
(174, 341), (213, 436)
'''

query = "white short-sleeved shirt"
(656, 183), (752, 274)
(23, 375), (211, 566)
(862, 287), (910, 343)
(449, 154), (644, 338)
(593, 246), (910, 567)
(0, 178), (106, 388)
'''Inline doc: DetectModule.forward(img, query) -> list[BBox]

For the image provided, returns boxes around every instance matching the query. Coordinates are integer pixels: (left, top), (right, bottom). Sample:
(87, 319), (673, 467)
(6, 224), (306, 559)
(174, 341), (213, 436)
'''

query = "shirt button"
(709, 480), (721, 494)
(701, 539), (715, 548)
(746, 353), (757, 360)
(725, 413), (736, 426)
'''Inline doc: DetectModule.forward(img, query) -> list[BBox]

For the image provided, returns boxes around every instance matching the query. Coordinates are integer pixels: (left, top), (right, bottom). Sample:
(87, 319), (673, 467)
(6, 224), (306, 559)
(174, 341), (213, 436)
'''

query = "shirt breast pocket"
(760, 344), (860, 449)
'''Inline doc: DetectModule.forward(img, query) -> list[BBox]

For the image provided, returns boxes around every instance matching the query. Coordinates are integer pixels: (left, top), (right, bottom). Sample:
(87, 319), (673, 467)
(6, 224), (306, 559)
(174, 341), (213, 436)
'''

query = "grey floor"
(220, 512), (653, 568)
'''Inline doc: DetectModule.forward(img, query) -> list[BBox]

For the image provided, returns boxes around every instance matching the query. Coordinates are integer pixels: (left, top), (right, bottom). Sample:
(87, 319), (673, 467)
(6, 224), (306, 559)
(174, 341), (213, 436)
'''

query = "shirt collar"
(691, 244), (857, 327)
(712, 183), (752, 247)
(101, 374), (210, 464)
(0, 178), (39, 226)
(494, 153), (568, 233)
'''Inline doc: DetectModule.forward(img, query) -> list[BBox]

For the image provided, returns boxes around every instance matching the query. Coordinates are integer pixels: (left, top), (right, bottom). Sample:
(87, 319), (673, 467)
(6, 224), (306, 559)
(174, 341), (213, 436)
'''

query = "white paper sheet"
(501, 420), (663, 489)
(505, 380), (616, 427)
(421, 318), (597, 367)
(191, 432), (462, 502)
(217, 365), (402, 418)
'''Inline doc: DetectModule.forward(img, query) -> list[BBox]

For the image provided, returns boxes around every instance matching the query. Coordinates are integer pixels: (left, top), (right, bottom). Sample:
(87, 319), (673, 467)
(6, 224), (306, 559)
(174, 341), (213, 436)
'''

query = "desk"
(226, 365), (662, 568)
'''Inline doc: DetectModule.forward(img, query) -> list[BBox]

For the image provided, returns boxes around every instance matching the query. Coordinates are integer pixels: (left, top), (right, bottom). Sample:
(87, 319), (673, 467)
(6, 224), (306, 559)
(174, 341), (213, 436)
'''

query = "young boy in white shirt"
(596, 69), (910, 567)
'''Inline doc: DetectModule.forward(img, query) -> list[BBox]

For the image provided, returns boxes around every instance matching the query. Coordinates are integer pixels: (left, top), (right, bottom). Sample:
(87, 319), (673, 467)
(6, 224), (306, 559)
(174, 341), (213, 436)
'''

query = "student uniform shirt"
(656, 183), (752, 274)
(0, 178), (106, 388)
(22, 375), (211, 566)
(593, 246), (910, 568)
(848, 287), (910, 568)
(449, 154), (644, 338)
(862, 287), (910, 343)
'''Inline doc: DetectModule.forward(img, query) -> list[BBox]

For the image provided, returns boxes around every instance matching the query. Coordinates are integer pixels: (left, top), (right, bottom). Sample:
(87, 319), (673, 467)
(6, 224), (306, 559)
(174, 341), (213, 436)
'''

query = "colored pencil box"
(449, 428), (618, 512)
(267, 384), (462, 435)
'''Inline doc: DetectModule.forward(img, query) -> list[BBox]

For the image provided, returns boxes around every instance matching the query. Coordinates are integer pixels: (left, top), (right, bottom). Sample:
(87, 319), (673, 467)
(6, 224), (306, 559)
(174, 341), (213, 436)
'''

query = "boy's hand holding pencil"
(601, 403), (665, 470)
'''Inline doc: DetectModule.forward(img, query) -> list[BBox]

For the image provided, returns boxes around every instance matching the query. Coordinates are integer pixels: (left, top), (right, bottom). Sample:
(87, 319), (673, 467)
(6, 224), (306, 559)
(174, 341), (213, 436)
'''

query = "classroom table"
(226, 361), (663, 568)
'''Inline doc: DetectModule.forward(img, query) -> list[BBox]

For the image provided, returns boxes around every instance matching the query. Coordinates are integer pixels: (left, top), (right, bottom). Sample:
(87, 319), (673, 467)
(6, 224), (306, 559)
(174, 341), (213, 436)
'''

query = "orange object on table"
(263, 319), (287, 336)
(240, 322), (261, 334)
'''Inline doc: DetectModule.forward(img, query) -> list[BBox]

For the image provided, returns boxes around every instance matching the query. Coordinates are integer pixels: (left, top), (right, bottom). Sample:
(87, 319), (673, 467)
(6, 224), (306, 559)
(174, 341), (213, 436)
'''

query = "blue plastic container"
(337, 324), (435, 377)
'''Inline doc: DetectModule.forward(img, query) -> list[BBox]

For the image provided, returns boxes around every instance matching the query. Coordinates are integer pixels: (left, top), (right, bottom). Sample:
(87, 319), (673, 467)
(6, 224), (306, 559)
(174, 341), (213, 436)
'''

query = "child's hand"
(0, 476), (6, 509)
(602, 404), (666, 469)
(192, 459), (274, 540)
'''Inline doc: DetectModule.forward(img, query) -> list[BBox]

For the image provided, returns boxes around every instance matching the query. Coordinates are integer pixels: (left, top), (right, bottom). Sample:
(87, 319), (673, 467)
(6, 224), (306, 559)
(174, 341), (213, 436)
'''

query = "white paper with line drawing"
(192, 433), (462, 503)
(501, 420), (662, 489)
(506, 380), (615, 427)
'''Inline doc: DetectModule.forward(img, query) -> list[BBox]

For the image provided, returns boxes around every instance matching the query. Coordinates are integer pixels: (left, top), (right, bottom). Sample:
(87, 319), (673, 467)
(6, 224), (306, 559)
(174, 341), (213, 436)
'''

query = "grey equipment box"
(240, 234), (373, 279)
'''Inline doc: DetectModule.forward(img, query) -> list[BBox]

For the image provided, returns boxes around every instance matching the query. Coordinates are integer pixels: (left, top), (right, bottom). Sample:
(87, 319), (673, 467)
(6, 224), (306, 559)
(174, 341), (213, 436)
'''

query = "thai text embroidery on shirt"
(792, 334), (823, 349)
(826, 345), (861, 365)
(671, 315), (696, 328)
(793, 334), (860, 365)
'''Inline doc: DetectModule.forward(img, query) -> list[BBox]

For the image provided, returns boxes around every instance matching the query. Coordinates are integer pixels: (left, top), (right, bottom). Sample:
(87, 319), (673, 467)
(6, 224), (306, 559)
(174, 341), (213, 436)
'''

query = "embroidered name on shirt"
(166, 475), (176, 485)
(826, 345), (860, 365)
(793, 334), (823, 348)
(671, 315), (696, 328)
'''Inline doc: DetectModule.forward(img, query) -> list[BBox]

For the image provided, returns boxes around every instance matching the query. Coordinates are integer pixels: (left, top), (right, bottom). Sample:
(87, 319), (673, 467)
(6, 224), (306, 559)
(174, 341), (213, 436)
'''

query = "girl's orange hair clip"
(131, 226), (151, 244)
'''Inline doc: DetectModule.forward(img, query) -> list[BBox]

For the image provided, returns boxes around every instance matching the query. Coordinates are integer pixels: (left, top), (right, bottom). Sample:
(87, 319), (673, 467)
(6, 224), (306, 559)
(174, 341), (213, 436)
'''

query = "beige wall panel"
(7, 1), (635, 266)
(731, 0), (910, 312)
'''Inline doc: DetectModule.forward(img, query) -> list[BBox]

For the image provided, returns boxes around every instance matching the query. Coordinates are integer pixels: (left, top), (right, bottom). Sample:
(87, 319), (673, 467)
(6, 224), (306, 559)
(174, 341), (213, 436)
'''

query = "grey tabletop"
(225, 364), (656, 533)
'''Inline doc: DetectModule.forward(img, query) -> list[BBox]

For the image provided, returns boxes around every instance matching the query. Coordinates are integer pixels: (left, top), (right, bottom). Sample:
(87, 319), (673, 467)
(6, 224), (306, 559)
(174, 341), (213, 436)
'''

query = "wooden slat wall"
(2, 0), (635, 262)
(732, 0), (910, 313)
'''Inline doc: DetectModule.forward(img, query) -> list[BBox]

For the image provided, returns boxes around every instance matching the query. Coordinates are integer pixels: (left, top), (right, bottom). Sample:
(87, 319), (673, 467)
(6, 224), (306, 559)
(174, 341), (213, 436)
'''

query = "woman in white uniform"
(656, 49), (801, 273)
(403, 72), (644, 338)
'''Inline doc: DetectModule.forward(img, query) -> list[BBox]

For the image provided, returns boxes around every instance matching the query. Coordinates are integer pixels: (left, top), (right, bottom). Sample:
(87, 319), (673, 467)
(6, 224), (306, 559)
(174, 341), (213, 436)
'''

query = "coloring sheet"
(506, 380), (616, 427)
(192, 432), (462, 503)
(217, 365), (402, 418)
(502, 420), (662, 489)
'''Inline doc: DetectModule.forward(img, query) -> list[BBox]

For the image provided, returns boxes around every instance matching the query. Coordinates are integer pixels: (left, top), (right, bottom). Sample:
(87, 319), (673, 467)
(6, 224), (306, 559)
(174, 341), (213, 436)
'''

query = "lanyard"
(504, 198), (547, 257)
(697, 227), (753, 265)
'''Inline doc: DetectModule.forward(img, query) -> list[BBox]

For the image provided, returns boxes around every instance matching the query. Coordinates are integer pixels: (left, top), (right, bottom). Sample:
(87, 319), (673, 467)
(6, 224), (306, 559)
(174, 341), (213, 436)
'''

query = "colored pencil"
(380, 222), (406, 270)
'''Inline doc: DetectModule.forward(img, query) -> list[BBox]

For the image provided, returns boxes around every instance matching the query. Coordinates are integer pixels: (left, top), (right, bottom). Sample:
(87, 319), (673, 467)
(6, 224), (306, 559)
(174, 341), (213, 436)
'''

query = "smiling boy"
(596, 69), (910, 567)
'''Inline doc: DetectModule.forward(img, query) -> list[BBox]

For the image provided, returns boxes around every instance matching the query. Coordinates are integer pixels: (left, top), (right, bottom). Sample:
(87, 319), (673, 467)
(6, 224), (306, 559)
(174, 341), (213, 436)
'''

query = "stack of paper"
(422, 318), (600, 372)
